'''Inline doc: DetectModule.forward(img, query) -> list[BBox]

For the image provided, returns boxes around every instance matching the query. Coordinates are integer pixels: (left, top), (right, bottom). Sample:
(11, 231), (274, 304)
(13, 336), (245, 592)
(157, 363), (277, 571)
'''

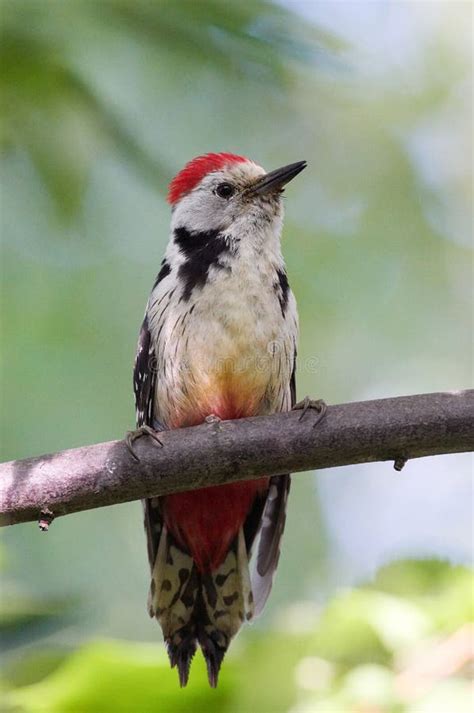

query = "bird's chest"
(194, 266), (280, 356)
(189, 263), (282, 381)
(157, 253), (294, 427)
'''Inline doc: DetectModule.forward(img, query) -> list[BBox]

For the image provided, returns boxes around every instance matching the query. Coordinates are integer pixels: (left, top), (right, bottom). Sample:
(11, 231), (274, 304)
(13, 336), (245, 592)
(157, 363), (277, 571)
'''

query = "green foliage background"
(0, 1), (472, 711)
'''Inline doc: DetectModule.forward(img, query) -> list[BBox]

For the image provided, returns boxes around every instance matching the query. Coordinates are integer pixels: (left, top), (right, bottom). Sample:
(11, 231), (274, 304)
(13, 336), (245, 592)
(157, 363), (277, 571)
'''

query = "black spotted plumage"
(174, 226), (231, 301)
(132, 316), (164, 568)
(275, 268), (290, 317)
(153, 259), (171, 289)
(133, 315), (156, 430)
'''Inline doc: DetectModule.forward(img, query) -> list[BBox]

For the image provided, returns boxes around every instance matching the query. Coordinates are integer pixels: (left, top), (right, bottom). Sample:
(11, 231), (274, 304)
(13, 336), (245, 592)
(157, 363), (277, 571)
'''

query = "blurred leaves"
(0, 595), (74, 644)
(0, 535), (77, 648)
(3, 640), (233, 712)
(0, 0), (343, 219)
(1, 30), (101, 218)
(2, 560), (472, 713)
(98, 0), (346, 71)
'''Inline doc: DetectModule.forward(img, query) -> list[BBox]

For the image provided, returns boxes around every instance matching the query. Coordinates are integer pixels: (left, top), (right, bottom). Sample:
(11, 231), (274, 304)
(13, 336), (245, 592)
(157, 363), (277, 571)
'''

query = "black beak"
(248, 160), (307, 196)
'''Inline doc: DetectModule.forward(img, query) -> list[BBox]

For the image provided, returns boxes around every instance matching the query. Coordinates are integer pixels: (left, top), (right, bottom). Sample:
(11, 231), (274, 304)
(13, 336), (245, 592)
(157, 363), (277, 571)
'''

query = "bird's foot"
(205, 414), (222, 424)
(125, 422), (165, 462)
(292, 396), (327, 428)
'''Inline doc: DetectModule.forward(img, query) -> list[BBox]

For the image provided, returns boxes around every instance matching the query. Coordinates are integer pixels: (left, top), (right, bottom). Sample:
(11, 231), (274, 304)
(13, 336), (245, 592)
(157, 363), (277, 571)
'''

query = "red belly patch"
(163, 478), (268, 572)
(162, 389), (270, 572)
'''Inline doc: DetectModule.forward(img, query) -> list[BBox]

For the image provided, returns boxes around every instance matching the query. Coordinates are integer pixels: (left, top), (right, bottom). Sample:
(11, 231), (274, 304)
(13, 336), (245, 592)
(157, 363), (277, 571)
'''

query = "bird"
(127, 152), (321, 687)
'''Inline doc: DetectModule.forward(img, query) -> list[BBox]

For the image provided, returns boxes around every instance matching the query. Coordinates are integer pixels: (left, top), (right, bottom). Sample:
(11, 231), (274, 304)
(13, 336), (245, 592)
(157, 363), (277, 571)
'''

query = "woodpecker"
(129, 153), (315, 687)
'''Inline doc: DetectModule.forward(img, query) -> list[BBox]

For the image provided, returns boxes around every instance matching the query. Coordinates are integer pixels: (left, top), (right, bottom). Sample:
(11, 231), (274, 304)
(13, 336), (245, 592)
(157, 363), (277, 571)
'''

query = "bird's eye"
(215, 182), (235, 199)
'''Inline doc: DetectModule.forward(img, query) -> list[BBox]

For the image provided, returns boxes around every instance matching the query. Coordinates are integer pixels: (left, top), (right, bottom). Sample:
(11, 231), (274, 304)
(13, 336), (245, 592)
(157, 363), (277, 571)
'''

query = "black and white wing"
(133, 314), (162, 569)
(134, 314), (156, 430)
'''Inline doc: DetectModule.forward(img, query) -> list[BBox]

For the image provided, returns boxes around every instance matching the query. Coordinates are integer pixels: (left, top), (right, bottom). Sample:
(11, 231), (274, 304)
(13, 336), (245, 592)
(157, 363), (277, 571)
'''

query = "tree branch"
(1, 391), (472, 527)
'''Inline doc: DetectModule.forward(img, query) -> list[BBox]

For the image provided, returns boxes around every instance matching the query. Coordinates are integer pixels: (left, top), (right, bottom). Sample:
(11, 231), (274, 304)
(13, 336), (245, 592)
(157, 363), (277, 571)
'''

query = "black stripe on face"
(152, 259), (171, 289)
(275, 268), (289, 316)
(174, 226), (231, 301)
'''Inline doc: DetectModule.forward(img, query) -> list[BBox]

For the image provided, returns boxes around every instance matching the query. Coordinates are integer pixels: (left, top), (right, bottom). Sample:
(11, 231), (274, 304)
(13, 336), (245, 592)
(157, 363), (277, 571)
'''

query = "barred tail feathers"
(199, 528), (254, 686)
(149, 526), (253, 687)
(148, 525), (199, 686)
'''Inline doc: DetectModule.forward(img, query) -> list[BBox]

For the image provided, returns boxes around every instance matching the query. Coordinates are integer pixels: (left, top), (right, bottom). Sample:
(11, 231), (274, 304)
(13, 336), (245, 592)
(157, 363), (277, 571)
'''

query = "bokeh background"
(1, 1), (472, 711)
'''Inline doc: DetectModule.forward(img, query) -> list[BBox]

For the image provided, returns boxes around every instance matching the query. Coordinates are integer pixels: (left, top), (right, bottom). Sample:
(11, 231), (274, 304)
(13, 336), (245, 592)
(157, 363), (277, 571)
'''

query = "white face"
(170, 161), (284, 235)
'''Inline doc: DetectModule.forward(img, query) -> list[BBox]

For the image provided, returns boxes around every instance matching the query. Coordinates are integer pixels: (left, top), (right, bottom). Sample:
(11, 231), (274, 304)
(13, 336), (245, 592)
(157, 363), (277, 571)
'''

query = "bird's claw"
(292, 396), (327, 428)
(125, 425), (164, 462)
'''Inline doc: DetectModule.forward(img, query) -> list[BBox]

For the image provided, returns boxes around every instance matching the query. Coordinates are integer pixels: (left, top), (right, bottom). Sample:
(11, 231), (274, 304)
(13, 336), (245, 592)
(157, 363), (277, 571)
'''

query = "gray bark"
(1, 390), (472, 527)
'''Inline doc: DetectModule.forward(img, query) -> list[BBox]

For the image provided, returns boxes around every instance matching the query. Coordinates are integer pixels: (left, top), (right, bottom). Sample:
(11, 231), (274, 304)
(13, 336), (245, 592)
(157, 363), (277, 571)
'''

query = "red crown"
(167, 152), (249, 205)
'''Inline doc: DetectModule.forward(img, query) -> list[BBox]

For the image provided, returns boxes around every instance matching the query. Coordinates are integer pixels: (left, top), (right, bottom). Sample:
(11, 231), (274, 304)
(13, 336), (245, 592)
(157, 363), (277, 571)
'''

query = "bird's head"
(167, 153), (306, 236)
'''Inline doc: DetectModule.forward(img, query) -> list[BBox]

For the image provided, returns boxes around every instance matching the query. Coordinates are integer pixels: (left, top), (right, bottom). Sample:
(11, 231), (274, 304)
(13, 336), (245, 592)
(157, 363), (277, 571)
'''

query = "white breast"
(148, 228), (298, 428)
